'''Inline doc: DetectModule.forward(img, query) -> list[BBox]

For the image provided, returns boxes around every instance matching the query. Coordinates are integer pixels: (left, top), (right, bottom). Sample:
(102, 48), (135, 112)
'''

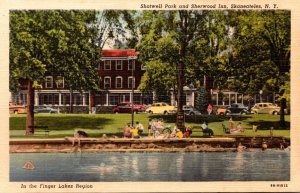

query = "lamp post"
(129, 56), (137, 127)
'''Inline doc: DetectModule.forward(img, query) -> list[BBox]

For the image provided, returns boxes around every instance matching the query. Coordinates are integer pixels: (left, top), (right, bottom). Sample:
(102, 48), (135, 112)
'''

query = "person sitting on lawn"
(136, 121), (144, 135)
(201, 122), (214, 136)
(123, 123), (132, 138)
(230, 122), (244, 133)
(148, 119), (153, 137)
(183, 126), (193, 138)
(201, 121), (208, 130)
(236, 122), (244, 132)
(229, 117), (235, 130)
(176, 128), (184, 139)
(131, 126), (140, 139)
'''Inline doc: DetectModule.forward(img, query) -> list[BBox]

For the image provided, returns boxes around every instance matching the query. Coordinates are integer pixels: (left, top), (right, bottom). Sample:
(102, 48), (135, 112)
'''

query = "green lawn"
(9, 113), (290, 138)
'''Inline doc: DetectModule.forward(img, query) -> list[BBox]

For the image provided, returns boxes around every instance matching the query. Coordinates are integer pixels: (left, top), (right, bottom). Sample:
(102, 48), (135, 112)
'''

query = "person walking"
(207, 104), (213, 115)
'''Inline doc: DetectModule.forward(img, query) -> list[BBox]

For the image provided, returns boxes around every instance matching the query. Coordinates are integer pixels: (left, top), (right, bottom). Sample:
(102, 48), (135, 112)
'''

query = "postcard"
(0, 0), (300, 192)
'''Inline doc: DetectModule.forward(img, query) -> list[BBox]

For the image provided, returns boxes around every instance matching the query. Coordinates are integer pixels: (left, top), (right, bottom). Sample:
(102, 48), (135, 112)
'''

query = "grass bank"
(9, 113), (290, 138)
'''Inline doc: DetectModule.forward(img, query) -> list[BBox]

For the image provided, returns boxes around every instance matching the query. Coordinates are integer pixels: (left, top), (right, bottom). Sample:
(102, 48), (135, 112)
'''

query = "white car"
(145, 102), (177, 115)
(34, 106), (59, 114)
(183, 105), (201, 115)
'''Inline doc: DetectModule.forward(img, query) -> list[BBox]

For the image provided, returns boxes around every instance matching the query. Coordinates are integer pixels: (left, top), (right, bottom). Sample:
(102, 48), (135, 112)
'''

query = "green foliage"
(138, 60), (176, 101)
(228, 10), (290, 95)
(277, 73), (290, 109)
(10, 10), (100, 92)
(195, 87), (208, 112)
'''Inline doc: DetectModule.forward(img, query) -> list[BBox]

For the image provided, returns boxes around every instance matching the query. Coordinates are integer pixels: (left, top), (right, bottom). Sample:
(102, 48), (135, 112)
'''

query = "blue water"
(10, 150), (290, 182)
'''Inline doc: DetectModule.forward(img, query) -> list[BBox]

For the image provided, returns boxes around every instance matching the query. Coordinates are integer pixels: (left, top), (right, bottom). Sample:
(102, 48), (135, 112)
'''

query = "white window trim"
(45, 76), (53, 88)
(128, 60), (135, 70)
(115, 76), (123, 88)
(116, 60), (123, 70)
(104, 76), (111, 89)
(128, 76), (135, 88)
(104, 60), (111, 70)
(56, 76), (64, 88)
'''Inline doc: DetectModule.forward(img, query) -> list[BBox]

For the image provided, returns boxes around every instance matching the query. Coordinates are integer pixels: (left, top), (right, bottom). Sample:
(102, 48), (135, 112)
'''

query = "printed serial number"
(270, 184), (288, 187)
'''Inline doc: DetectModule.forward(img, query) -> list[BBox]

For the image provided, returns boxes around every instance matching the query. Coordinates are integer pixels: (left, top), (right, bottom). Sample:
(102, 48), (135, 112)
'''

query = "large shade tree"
(136, 10), (290, 109)
(135, 10), (231, 129)
(10, 10), (100, 135)
(227, 10), (290, 96)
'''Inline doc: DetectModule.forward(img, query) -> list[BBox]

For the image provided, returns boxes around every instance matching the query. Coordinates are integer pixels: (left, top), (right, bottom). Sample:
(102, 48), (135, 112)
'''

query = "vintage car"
(145, 102), (177, 115)
(251, 103), (281, 115)
(34, 106), (59, 114)
(183, 105), (201, 115)
(112, 102), (146, 114)
(216, 103), (250, 115)
(9, 102), (27, 114)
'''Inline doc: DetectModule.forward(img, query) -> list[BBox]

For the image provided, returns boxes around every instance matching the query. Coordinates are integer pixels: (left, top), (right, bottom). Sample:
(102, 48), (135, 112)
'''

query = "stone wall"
(9, 137), (290, 153)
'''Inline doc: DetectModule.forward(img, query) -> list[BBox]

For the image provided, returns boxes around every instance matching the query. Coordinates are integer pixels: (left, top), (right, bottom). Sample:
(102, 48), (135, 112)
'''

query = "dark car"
(34, 106), (59, 114)
(183, 105), (201, 115)
(217, 103), (249, 115)
(112, 102), (145, 114)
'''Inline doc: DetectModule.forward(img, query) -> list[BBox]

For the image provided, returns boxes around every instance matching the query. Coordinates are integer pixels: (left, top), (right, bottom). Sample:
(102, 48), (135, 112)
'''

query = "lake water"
(10, 149), (290, 181)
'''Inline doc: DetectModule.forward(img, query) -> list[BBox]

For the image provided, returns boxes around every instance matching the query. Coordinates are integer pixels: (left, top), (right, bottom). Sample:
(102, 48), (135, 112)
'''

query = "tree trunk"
(26, 79), (34, 135)
(89, 90), (95, 114)
(70, 89), (73, 113)
(279, 98), (286, 129)
(176, 41), (187, 132)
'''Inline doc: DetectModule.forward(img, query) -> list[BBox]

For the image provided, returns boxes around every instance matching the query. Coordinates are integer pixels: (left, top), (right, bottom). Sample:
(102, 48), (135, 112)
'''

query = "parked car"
(112, 102), (145, 114)
(34, 106), (59, 114)
(251, 103), (282, 115)
(183, 105), (201, 115)
(145, 102), (177, 115)
(216, 103), (250, 115)
(9, 102), (27, 114)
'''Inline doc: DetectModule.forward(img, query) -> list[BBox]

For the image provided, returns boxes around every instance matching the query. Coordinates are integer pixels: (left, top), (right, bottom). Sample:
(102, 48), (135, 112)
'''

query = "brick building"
(95, 49), (153, 106)
(11, 50), (154, 112)
(11, 49), (266, 112)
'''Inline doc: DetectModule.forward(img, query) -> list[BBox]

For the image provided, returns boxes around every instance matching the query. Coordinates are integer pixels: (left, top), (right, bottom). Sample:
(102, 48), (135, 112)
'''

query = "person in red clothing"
(207, 104), (213, 115)
(123, 123), (132, 138)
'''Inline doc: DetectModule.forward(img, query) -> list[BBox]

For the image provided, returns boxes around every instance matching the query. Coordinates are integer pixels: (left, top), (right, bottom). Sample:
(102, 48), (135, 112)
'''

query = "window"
(61, 93), (70, 105)
(72, 93), (81, 106)
(115, 76), (123, 88)
(116, 60), (123, 70)
(56, 76), (64, 88)
(104, 60), (111, 70)
(128, 60), (135, 70)
(39, 93), (53, 105)
(128, 76), (135, 88)
(104, 76), (111, 89)
(109, 95), (120, 105)
(45, 76), (53, 88)
(133, 95), (141, 104)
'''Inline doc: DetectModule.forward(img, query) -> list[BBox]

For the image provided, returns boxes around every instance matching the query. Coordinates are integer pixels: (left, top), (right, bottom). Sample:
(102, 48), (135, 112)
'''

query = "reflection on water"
(10, 149), (290, 182)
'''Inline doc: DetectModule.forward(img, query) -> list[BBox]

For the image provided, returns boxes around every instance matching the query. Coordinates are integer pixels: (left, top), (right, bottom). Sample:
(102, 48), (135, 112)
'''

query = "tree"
(10, 10), (100, 134)
(194, 87), (209, 112)
(135, 10), (232, 129)
(227, 10), (290, 96)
